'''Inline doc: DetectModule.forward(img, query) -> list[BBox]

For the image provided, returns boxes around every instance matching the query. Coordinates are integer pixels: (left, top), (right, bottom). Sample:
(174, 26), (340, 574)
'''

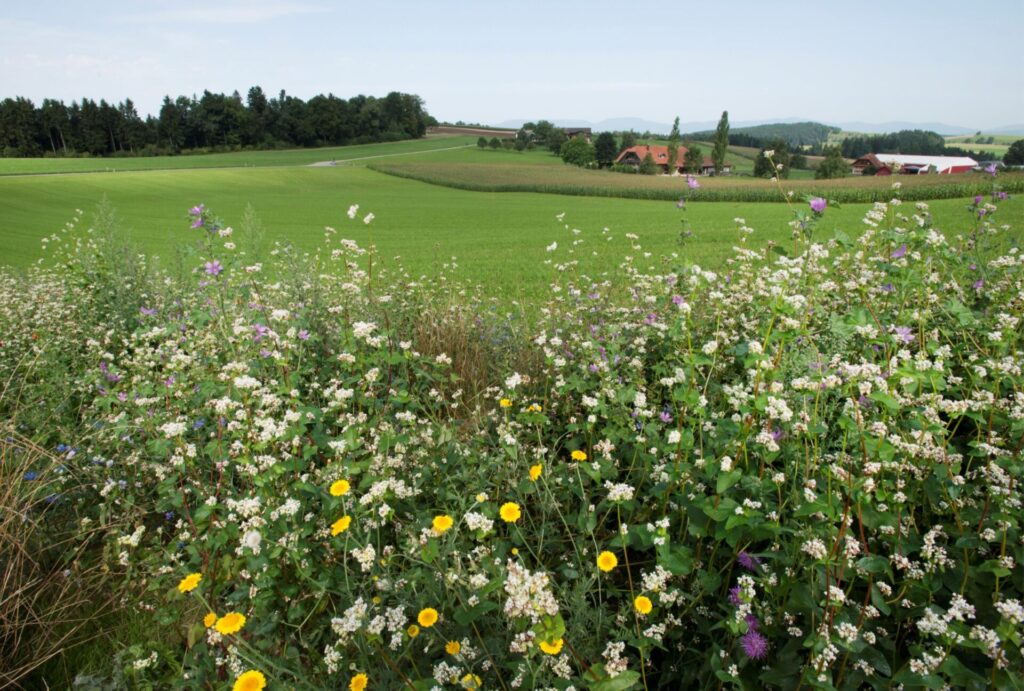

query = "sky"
(1, 0), (1022, 130)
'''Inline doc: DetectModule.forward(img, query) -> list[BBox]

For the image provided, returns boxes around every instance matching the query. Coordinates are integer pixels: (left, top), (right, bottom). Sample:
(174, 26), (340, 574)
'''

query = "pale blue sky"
(1, 0), (1021, 129)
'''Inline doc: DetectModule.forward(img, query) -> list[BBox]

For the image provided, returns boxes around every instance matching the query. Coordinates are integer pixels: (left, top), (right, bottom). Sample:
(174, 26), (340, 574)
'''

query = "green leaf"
(856, 556), (889, 574)
(716, 470), (743, 494)
(585, 667), (641, 691)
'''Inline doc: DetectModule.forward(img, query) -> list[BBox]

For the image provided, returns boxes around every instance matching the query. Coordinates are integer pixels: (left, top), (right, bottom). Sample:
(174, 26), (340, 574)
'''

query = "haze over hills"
(495, 117), (1024, 136)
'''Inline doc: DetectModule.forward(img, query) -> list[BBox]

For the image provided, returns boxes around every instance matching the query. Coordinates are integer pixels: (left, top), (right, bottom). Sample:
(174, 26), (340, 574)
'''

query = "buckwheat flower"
(432, 514), (454, 534)
(330, 479), (351, 497)
(634, 595), (653, 615)
(741, 630), (769, 659)
(529, 463), (543, 482)
(215, 612), (246, 635)
(546, 241), (558, 252)
(890, 244), (907, 259)
(597, 551), (618, 572)
(676, 198), (686, 208)
(204, 260), (223, 276)
(417, 607), (439, 627)
(363, 212), (375, 224)
(570, 449), (588, 461)
(349, 673), (368, 691)
(331, 515), (352, 536)
(177, 572), (202, 593)
(347, 204), (359, 219)
(500, 502), (522, 523)
(445, 640), (461, 655)
(809, 197), (827, 214)
(233, 670), (266, 691)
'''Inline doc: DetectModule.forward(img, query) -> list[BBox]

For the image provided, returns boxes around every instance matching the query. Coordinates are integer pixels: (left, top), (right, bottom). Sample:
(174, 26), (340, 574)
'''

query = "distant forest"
(0, 89), (434, 158)
(684, 122), (841, 149)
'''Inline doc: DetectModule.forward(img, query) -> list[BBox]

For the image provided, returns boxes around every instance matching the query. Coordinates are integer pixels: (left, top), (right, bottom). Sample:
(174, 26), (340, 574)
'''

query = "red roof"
(615, 145), (687, 164)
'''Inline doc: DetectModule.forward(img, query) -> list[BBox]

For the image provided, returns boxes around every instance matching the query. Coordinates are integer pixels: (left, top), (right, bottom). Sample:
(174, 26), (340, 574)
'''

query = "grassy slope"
(0, 136), (478, 175)
(2, 166), (1020, 302)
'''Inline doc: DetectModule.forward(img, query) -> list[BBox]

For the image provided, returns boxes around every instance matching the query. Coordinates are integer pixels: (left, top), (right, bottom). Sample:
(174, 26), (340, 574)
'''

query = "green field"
(3, 160), (1020, 302)
(0, 135), (478, 175)
(945, 133), (1021, 158)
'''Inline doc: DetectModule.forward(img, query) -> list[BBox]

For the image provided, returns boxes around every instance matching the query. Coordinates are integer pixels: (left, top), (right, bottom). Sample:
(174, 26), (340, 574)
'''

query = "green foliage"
(683, 142), (703, 174)
(4, 195), (1023, 688)
(477, 136), (487, 149)
(815, 146), (848, 179)
(712, 111), (730, 175)
(560, 137), (596, 167)
(547, 128), (567, 155)
(1005, 139), (1024, 166)
(753, 139), (792, 178)
(639, 151), (658, 175)
(667, 117), (681, 171)
(686, 121), (840, 148)
(594, 132), (618, 168)
(489, 137), (501, 149)
(619, 131), (637, 151)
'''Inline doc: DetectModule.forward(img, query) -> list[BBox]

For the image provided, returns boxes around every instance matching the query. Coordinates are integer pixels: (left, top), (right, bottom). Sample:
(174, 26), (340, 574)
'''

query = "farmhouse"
(851, 153), (977, 176)
(564, 127), (592, 142)
(615, 145), (732, 175)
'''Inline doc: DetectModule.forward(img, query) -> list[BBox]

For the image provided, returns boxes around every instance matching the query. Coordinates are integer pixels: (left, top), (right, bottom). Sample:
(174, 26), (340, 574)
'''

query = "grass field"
(0, 135), (478, 175)
(945, 133), (1021, 158)
(3, 163), (1020, 302)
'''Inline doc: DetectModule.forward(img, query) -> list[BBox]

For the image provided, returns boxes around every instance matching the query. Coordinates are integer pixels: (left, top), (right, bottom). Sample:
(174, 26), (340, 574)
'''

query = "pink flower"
(809, 197), (827, 214)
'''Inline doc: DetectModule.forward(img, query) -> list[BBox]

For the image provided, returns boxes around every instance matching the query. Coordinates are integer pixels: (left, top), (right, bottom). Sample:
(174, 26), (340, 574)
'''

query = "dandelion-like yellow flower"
(177, 572), (202, 593)
(526, 403), (542, 412)
(349, 673), (368, 691)
(499, 398), (512, 408)
(417, 607), (439, 627)
(407, 624), (420, 638)
(475, 492), (488, 503)
(215, 612), (247, 635)
(460, 673), (483, 690)
(570, 449), (587, 461)
(529, 463), (543, 482)
(634, 595), (653, 615)
(331, 515), (352, 536)
(433, 514), (454, 534)
(596, 551), (618, 572)
(539, 638), (564, 655)
(329, 479), (351, 496)
(446, 640), (461, 655)
(233, 670), (266, 691)
(203, 612), (217, 628)
(499, 502), (521, 523)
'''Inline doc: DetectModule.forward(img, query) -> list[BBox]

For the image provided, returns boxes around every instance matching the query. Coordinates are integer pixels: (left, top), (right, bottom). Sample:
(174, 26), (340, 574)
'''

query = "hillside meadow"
(2, 164), (1021, 303)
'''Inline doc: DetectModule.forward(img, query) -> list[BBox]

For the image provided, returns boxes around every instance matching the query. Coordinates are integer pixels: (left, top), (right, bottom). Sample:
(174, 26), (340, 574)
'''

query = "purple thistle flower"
(737, 551), (762, 571)
(995, 191), (1008, 200)
(809, 197), (827, 214)
(117, 391), (127, 402)
(985, 163), (998, 176)
(687, 175), (700, 190)
(973, 195), (984, 206)
(728, 585), (743, 606)
(890, 243), (907, 259)
(298, 329), (310, 341)
(189, 204), (205, 216)
(973, 279), (984, 290)
(745, 614), (760, 631)
(893, 326), (914, 344)
(659, 410), (673, 423)
(671, 294), (684, 306)
(140, 306), (157, 316)
(978, 208), (987, 218)
(204, 260), (223, 276)
(880, 282), (894, 292)
(252, 323), (270, 342)
(191, 216), (205, 229)
(164, 376), (175, 388)
(741, 630), (769, 659)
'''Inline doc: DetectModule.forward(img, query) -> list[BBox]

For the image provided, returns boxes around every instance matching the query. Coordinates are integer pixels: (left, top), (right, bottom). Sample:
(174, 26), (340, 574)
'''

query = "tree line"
(0, 89), (434, 158)
(837, 129), (997, 160)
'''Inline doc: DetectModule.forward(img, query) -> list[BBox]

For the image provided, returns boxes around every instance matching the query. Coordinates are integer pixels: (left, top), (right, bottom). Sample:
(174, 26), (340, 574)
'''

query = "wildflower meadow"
(1, 178), (1022, 690)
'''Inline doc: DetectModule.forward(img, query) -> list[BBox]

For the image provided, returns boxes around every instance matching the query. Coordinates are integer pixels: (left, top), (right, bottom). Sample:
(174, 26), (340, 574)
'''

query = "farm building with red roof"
(615, 145), (732, 175)
(851, 153), (977, 176)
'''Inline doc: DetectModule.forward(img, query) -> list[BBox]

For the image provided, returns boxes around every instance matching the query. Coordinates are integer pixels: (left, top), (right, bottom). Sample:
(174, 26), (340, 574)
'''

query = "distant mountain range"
(495, 117), (1024, 137)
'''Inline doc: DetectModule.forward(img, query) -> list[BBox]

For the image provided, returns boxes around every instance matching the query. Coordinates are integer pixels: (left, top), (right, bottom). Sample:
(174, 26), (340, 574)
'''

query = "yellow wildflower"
(349, 673), (368, 691)
(499, 502), (521, 523)
(460, 673), (483, 689)
(634, 595), (653, 614)
(215, 612), (247, 635)
(331, 515), (352, 536)
(596, 551), (618, 572)
(203, 612), (217, 628)
(233, 670), (266, 691)
(407, 624), (420, 638)
(329, 479), (351, 496)
(529, 463), (543, 481)
(432, 514), (454, 534)
(177, 572), (202, 593)
(499, 398), (512, 408)
(526, 403), (542, 412)
(417, 607), (439, 627)
(446, 640), (461, 655)
(539, 638), (564, 654)
(570, 449), (587, 461)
